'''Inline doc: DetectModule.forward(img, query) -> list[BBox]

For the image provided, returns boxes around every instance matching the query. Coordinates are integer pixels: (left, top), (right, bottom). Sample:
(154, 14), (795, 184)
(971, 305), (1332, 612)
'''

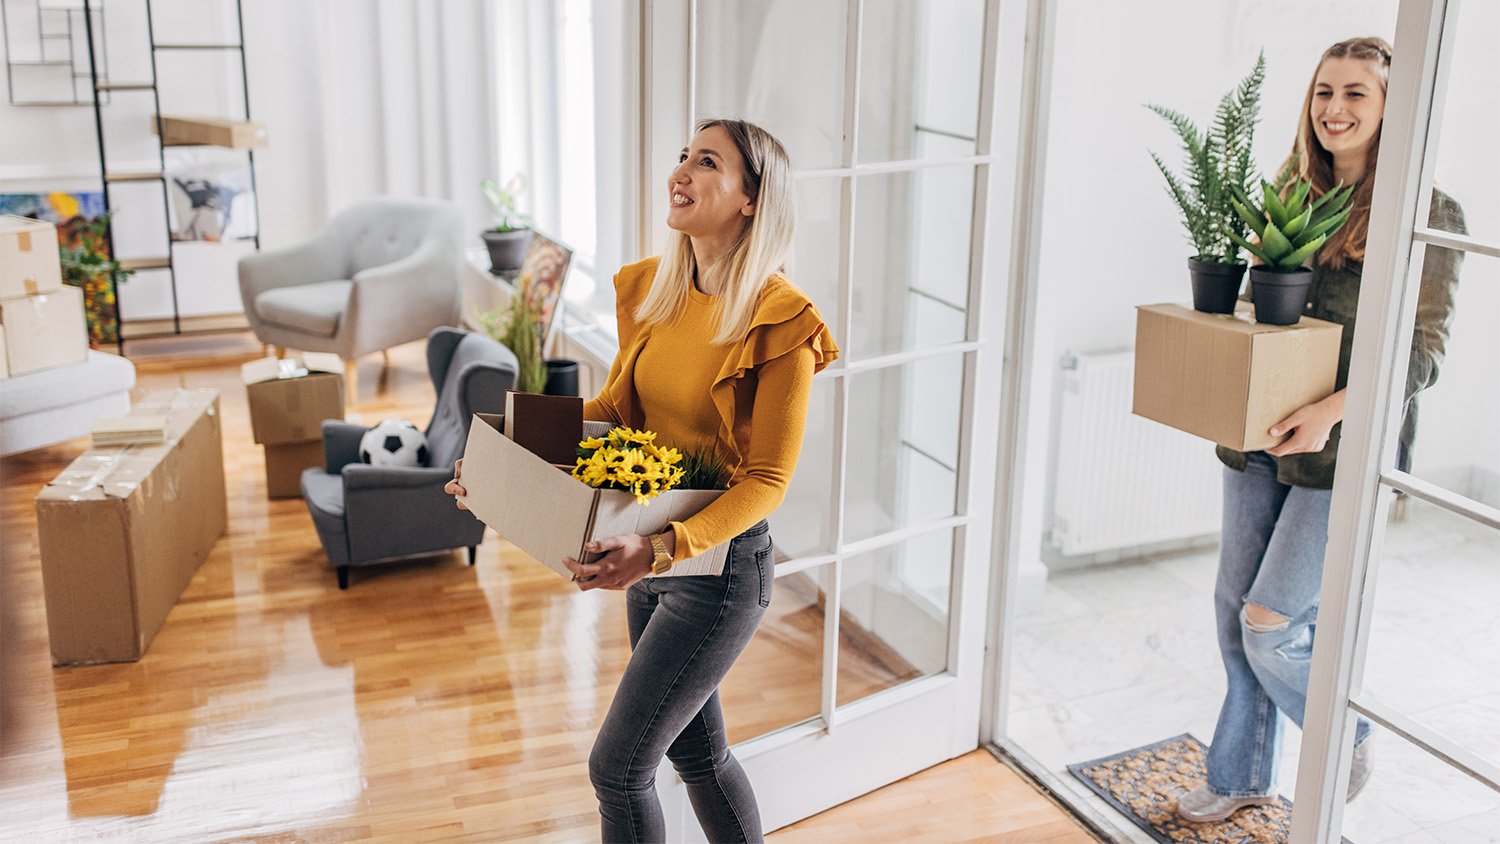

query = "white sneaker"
(1176, 784), (1276, 823)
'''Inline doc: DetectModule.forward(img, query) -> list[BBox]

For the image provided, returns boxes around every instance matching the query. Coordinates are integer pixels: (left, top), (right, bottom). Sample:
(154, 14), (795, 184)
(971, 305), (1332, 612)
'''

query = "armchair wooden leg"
(337, 566), (350, 590)
(273, 345), (286, 359)
(344, 358), (358, 406)
(381, 349), (390, 367)
(467, 546), (477, 566)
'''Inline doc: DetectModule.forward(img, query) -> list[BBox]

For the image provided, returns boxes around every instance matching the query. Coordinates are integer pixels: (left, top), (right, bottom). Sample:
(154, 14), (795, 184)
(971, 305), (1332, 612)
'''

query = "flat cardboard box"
(0, 285), (89, 378)
(0, 215), (63, 299)
(34, 389), (228, 665)
(152, 114), (269, 149)
(460, 413), (730, 578)
(1133, 302), (1342, 452)
(242, 354), (345, 445)
(264, 439), (324, 499)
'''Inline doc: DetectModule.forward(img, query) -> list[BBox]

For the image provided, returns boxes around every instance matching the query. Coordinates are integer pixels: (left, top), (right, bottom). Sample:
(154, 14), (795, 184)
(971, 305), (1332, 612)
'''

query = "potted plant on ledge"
(1228, 159), (1354, 325)
(480, 174), (534, 275)
(1147, 52), (1265, 314)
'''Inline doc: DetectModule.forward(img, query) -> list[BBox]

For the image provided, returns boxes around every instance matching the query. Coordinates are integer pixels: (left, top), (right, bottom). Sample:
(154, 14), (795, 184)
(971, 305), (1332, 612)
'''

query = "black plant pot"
(481, 229), (532, 275)
(1249, 266), (1314, 325)
(543, 358), (580, 397)
(1188, 258), (1247, 314)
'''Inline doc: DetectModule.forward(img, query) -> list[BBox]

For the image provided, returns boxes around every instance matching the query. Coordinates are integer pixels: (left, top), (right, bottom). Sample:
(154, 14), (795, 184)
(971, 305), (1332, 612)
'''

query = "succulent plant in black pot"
(1228, 158), (1355, 325)
(1147, 52), (1265, 314)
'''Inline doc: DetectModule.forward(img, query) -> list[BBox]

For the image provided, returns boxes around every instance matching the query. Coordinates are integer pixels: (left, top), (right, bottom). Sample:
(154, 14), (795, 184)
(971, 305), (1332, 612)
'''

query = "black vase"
(543, 358), (580, 397)
(1249, 266), (1314, 325)
(1188, 258), (1248, 314)
(481, 229), (532, 275)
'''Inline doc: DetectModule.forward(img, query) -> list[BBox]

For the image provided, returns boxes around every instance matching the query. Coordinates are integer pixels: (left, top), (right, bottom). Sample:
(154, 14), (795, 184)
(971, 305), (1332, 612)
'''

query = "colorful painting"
(517, 231), (572, 345)
(0, 191), (119, 346)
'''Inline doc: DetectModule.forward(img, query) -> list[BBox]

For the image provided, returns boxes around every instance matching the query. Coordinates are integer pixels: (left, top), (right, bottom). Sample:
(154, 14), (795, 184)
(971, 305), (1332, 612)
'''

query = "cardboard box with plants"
(34, 388), (227, 665)
(1138, 52), (1349, 451)
(458, 392), (731, 578)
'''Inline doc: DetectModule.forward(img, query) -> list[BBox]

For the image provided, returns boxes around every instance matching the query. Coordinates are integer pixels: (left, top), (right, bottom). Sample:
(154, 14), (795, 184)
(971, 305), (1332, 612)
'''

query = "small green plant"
(481, 174), (535, 233)
(677, 449), (729, 491)
(1228, 157), (1355, 271)
(58, 212), (135, 288)
(477, 273), (547, 393)
(1147, 51), (1266, 264)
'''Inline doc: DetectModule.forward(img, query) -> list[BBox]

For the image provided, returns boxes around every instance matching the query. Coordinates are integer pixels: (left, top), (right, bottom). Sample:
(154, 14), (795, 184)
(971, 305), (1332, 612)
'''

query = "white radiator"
(1051, 349), (1223, 556)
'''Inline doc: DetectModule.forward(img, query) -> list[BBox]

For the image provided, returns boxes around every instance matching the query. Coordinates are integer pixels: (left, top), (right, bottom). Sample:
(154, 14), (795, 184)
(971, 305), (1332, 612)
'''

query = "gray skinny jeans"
(589, 520), (773, 843)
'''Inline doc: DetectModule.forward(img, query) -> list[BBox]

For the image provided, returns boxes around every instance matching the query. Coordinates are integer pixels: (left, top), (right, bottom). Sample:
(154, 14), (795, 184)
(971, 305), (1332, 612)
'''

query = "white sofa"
(0, 351), (136, 456)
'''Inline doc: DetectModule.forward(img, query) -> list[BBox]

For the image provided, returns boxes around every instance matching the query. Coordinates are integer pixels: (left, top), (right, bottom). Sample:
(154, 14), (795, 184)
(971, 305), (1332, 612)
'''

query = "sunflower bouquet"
(572, 427), (686, 505)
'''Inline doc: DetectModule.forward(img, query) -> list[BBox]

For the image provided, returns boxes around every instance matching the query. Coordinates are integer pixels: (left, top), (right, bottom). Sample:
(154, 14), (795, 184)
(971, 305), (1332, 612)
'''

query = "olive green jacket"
(1216, 189), (1467, 489)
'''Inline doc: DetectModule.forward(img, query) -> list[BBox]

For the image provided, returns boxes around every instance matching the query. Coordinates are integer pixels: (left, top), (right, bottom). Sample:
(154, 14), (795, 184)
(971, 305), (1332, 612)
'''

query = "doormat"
(1067, 734), (1349, 844)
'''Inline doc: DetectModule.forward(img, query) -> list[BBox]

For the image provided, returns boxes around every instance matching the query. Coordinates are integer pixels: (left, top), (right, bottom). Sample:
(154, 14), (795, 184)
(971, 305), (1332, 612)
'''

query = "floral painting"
(0, 191), (119, 345)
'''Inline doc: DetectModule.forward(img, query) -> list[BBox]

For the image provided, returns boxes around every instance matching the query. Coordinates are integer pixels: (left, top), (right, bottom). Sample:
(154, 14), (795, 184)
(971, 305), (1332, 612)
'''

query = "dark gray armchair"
(301, 327), (517, 588)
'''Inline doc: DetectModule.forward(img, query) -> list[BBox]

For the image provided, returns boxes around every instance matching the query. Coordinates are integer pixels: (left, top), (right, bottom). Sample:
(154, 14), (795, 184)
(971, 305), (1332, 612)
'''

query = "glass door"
(634, 1), (1028, 836)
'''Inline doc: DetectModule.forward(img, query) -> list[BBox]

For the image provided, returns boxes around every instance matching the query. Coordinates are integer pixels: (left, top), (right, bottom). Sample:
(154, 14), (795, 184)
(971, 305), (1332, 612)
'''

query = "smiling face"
(666, 124), (756, 243)
(1309, 56), (1386, 167)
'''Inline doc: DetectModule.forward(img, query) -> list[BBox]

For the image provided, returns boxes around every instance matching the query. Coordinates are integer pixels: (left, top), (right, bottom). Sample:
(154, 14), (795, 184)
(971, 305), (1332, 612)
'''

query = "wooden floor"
(0, 333), (1094, 842)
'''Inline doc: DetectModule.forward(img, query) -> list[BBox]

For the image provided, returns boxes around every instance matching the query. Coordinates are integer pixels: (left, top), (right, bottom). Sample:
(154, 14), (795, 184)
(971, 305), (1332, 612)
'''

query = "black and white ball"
(359, 418), (430, 467)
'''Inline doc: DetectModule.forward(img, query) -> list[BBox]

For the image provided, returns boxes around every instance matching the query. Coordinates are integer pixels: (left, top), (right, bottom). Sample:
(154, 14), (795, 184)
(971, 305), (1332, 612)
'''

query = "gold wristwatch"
(649, 533), (673, 575)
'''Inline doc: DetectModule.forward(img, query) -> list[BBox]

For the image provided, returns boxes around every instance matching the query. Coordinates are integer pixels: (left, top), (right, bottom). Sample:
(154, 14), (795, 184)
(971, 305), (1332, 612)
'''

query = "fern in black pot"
(1147, 52), (1265, 314)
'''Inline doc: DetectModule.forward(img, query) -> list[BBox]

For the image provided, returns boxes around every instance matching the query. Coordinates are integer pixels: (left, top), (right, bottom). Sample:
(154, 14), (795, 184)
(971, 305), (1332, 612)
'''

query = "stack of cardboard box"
(0, 216), (88, 379)
(242, 353), (346, 498)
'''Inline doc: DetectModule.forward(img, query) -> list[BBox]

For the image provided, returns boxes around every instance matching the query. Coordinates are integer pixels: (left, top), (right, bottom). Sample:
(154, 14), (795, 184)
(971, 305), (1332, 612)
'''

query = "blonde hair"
(636, 118), (796, 345)
(1285, 36), (1392, 268)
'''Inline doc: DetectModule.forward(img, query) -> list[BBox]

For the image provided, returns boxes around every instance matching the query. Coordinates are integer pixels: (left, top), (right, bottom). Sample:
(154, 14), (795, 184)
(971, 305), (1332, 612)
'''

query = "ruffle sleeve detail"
(708, 280), (839, 465)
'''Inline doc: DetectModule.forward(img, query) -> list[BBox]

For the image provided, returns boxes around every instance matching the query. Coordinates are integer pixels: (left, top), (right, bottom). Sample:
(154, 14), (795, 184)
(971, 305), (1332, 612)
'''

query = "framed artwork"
(516, 231), (572, 346)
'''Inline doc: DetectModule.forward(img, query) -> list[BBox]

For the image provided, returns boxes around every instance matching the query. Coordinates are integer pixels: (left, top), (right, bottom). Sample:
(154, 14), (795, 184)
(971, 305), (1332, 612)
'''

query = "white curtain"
(311, 0), (499, 235)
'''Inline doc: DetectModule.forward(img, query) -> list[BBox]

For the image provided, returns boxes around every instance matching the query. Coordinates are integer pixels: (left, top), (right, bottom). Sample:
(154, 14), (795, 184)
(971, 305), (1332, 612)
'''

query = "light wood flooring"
(0, 333), (1094, 842)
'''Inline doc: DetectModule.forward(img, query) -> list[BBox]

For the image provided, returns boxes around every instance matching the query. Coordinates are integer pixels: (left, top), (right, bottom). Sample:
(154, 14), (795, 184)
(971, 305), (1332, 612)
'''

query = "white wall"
(1032, 0), (1500, 545)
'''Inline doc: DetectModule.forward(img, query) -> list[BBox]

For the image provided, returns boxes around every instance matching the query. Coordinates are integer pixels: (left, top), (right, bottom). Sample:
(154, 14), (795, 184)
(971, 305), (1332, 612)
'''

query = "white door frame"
(634, 0), (1030, 837)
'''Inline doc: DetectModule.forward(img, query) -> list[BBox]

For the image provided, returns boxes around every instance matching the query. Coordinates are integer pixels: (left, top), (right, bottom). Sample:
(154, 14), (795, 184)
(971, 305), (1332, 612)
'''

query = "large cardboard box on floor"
(1133, 303), (1342, 452)
(0, 215), (63, 299)
(265, 439), (324, 498)
(459, 413), (730, 578)
(35, 388), (228, 665)
(0, 284), (88, 378)
(242, 353), (345, 444)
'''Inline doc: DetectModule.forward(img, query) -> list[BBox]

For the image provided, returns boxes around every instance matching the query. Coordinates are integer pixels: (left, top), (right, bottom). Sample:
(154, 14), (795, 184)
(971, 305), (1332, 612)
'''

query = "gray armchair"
(238, 196), (463, 400)
(301, 327), (518, 589)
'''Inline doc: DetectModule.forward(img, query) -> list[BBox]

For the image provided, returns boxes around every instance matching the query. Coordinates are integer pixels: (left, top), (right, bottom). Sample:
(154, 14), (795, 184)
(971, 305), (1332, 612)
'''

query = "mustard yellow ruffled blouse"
(582, 257), (839, 561)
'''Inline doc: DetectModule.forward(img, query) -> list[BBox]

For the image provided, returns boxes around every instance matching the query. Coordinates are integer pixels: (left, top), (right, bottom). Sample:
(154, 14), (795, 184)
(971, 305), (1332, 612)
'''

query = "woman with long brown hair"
(1178, 37), (1467, 823)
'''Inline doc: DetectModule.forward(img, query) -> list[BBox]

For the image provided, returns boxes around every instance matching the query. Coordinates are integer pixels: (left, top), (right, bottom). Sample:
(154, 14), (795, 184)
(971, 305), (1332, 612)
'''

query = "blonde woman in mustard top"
(449, 118), (836, 842)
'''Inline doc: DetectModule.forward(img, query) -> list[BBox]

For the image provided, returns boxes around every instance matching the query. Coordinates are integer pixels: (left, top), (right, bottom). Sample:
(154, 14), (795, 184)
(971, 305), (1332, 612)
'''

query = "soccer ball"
(359, 418), (430, 467)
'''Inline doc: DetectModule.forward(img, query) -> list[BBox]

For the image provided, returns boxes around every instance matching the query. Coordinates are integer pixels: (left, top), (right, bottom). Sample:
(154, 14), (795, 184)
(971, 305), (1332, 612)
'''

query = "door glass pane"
(850, 166), (973, 359)
(770, 379), (838, 560)
(1364, 500), (1500, 757)
(1427, 0), (1497, 243)
(1340, 725), (1500, 842)
(695, 0), (848, 170)
(836, 528), (953, 707)
(788, 176), (844, 341)
(722, 566), (830, 745)
(858, 0), (982, 164)
(1401, 247), (1499, 499)
(844, 354), (964, 543)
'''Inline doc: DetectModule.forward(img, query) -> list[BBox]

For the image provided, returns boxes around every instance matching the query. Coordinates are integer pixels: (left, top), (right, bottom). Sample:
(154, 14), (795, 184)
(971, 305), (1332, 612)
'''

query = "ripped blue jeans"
(1206, 451), (1370, 797)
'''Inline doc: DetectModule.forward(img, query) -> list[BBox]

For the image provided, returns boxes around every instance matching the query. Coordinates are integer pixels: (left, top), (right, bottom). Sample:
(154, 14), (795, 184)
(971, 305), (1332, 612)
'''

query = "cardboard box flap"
(37, 388), (218, 502)
(301, 352), (343, 375)
(460, 413), (599, 576)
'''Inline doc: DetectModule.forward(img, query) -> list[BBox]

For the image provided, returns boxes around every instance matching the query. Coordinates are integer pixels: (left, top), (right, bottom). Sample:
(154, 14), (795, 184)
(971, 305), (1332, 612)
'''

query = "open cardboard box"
(242, 352), (345, 444)
(1133, 302), (1342, 452)
(459, 413), (729, 578)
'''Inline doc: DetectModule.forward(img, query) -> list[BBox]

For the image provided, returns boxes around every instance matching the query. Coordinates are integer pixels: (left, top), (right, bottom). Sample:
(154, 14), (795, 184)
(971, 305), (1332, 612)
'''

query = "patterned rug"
(1068, 734), (1345, 844)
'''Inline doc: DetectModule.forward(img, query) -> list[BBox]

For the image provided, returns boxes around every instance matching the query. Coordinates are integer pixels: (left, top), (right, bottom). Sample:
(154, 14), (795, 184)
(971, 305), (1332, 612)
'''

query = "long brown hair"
(1284, 36), (1392, 269)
